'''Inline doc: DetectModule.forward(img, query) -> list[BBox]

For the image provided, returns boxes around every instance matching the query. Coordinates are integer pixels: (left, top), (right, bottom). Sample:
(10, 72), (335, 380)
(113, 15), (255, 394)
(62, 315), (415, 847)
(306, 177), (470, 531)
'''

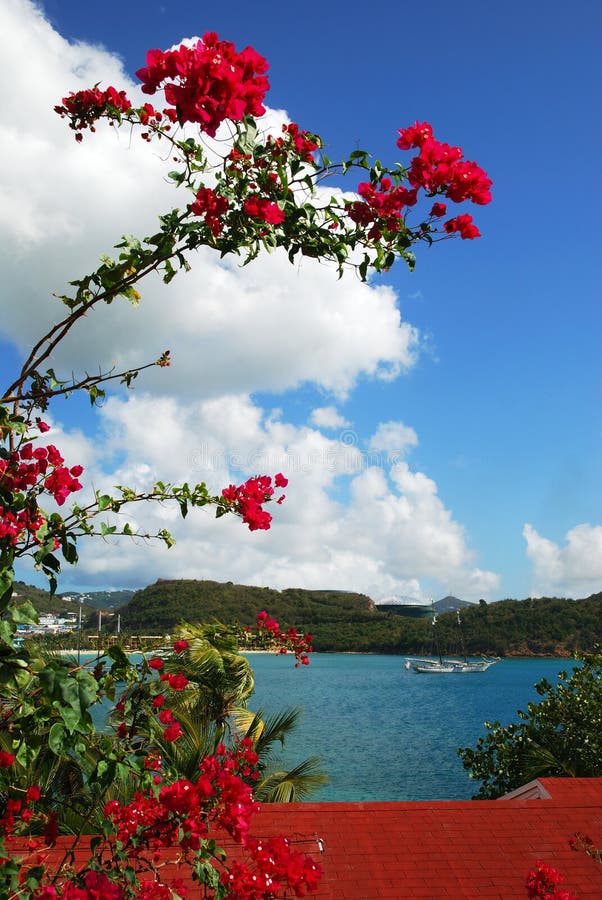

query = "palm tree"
(233, 707), (328, 802)
(137, 622), (328, 801)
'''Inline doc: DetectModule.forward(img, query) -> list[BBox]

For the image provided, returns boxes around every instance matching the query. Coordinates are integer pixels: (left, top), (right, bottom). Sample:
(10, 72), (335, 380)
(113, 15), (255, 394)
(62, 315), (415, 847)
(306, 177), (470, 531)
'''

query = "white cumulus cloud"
(3, 0), (500, 604)
(523, 523), (602, 598)
(0, 0), (419, 400)
(32, 393), (501, 602)
(309, 407), (351, 430)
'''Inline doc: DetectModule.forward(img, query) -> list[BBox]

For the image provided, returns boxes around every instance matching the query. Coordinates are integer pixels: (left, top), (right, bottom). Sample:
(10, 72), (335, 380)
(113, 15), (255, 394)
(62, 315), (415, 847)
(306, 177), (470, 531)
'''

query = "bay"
(83, 650), (575, 802)
(245, 653), (575, 802)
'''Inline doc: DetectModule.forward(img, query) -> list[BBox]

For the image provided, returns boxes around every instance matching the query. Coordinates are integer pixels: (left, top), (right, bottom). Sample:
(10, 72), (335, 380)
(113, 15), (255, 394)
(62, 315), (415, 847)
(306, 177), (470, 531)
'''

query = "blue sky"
(0, 0), (600, 601)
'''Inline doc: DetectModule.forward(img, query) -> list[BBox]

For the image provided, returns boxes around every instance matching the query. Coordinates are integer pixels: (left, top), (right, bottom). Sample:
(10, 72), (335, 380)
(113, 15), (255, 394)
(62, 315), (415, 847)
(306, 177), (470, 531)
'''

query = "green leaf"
(76, 670), (99, 710)
(0, 568), (14, 613)
(108, 644), (130, 669)
(48, 722), (69, 756)
(59, 703), (81, 731)
(10, 600), (38, 626)
(87, 384), (106, 406)
(0, 620), (15, 647)
(61, 540), (78, 565)
(40, 552), (60, 573)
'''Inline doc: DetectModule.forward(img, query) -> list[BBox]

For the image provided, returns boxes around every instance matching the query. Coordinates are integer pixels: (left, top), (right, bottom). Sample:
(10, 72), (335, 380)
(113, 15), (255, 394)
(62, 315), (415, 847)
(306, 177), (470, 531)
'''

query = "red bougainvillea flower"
(525, 860), (578, 899)
(162, 721), (183, 742)
(395, 122), (492, 224)
(255, 610), (314, 665)
(83, 870), (125, 900)
(135, 32), (269, 136)
(396, 121), (434, 150)
(221, 474), (286, 530)
(148, 656), (164, 670)
(281, 121), (320, 162)
(190, 186), (230, 236)
(430, 202), (447, 217)
(160, 671), (190, 691)
(346, 177), (418, 237)
(0, 750), (15, 767)
(26, 785), (41, 802)
(173, 639), (189, 653)
(55, 86), (132, 138)
(445, 159), (493, 205)
(243, 195), (286, 224)
(443, 213), (481, 240)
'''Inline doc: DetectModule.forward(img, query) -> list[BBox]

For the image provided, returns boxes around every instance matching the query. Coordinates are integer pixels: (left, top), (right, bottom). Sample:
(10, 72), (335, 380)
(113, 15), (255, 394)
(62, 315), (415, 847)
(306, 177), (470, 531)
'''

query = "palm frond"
(253, 756), (328, 803)
(234, 707), (305, 760)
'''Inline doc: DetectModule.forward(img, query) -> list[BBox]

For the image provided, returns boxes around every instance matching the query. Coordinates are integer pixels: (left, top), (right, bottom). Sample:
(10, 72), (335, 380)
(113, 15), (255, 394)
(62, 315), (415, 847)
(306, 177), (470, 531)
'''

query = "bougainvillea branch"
(1, 27), (492, 899)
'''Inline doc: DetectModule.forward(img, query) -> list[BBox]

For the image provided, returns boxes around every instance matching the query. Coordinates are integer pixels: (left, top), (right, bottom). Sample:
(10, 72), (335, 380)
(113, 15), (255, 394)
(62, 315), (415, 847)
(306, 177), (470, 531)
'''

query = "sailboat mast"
(432, 613), (442, 664)
(457, 610), (468, 663)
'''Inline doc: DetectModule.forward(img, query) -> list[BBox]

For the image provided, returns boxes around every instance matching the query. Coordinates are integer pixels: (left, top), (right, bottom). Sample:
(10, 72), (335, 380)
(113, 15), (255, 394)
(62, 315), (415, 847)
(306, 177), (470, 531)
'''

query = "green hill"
(119, 579), (374, 634)
(11, 581), (96, 618)
(60, 589), (134, 610)
(14, 577), (602, 656)
(114, 579), (602, 657)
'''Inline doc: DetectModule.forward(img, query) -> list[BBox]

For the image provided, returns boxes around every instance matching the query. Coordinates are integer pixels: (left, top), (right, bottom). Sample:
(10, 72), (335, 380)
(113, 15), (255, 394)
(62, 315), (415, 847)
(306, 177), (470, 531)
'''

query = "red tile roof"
(10, 778), (602, 898)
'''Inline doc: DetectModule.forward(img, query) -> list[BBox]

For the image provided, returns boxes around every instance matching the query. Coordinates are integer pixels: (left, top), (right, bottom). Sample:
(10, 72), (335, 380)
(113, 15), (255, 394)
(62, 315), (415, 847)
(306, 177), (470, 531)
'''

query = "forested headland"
(27, 578), (602, 657)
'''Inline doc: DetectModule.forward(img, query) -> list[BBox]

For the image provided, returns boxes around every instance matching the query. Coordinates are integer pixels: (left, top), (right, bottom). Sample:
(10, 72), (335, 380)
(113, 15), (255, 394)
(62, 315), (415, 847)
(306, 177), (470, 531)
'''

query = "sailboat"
(411, 613), (457, 673)
(445, 611), (500, 673)
(409, 609), (500, 674)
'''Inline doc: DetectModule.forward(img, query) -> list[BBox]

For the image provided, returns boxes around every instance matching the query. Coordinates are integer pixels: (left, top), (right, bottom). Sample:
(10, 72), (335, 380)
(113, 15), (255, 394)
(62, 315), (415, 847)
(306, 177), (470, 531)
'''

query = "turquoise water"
(245, 653), (574, 801)
(83, 651), (575, 801)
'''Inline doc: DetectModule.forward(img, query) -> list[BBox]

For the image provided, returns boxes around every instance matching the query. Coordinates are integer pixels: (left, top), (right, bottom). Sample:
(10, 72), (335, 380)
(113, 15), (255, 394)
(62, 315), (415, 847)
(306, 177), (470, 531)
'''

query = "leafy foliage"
(457, 648), (602, 798)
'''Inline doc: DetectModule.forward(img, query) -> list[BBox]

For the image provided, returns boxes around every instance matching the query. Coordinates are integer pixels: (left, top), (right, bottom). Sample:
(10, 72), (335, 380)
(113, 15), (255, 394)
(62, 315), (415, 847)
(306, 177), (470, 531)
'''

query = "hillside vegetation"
(14, 577), (602, 656)
(113, 579), (602, 657)
(12, 582), (95, 618)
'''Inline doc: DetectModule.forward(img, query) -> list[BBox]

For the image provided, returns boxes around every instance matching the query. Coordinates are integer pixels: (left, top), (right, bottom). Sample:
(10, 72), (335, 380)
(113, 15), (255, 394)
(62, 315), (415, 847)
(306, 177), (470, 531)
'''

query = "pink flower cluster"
(135, 32), (269, 136)
(256, 610), (313, 666)
(221, 473), (287, 531)
(398, 120), (491, 240)
(190, 186), (230, 236)
(243, 196), (286, 224)
(54, 86), (132, 141)
(347, 177), (418, 240)
(103, 742), (258, 849)
(0, 433), (83, 546)
(397, 121), (492, 204)
(0, 782), (40, 840)
(525, 861), (579, 900)
(222, 833), (322, 898)
(271, 122), (320, 164)
(443, 213), (481, 240)
(93, 739), (320, 897)
(39, 871), (126, 899)
(347, 121), (491, 242)
(219, 122), (319, 231)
